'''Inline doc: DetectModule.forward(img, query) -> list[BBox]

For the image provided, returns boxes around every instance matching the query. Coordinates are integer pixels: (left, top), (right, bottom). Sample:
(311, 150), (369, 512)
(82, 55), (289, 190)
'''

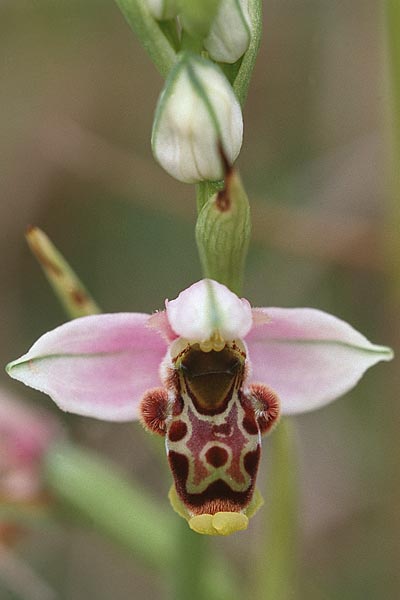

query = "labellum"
(140, 338), (279, 532)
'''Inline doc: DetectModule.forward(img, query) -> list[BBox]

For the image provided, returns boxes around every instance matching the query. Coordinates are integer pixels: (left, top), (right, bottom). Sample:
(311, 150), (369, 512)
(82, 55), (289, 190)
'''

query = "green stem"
(172, 520), (209, 600)
(233, 0), (263, 106)
(384, 2), (400, 585)
(256, 420), (298, 599)
(172, 516), (239, 600)
(385, 0), (400, 304)
(115, 0), (177, 78)
(386, 1), (400, 143)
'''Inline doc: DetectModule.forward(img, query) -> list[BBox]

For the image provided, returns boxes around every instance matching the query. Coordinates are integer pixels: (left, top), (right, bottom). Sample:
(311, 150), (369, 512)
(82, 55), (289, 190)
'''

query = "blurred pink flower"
(6, 279), (392, 528)
(0, 389), (59, 503)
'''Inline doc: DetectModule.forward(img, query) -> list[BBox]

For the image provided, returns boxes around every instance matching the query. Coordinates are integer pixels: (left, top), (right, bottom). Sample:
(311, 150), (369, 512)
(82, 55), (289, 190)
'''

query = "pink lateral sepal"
(6, 313), (168, 422)
(246, 307), (393, 414)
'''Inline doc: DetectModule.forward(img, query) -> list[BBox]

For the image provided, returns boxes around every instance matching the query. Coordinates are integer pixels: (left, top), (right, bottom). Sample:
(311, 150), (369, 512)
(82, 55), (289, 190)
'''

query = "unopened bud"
(145, 0), (179, 20)
(204, 0), (251, 63)
(145, 0), (178, 21)
(151, 53), (243, 183)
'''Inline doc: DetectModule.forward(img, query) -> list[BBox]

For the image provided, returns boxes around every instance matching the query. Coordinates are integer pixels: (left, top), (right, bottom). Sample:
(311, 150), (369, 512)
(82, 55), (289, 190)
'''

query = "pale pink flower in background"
(0, 389), (59, 503)
(0, 391), (60, 598)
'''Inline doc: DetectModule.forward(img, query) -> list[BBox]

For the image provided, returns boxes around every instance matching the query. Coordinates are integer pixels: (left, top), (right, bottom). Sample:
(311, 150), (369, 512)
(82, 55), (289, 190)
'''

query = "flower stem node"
(145, 0), (179, 20)
(151, 53), (243, 183)
(204, 0), (251, 63)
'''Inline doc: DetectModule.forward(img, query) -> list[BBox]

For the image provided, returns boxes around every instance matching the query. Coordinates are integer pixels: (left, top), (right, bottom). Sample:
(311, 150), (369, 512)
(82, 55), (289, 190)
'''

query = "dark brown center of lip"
(179, 344), (245, 413)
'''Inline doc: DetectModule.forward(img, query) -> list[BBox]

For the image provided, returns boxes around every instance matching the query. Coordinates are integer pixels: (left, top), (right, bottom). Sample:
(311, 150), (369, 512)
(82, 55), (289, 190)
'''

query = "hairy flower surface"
(6, 280), (392, 534)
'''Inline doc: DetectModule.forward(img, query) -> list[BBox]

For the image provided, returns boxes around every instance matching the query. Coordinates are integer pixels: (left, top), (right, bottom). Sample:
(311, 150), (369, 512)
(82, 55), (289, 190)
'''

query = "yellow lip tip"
(189, 514), (215, 535)
(213, 512), (248, 535)
(189, 512), (249, 536)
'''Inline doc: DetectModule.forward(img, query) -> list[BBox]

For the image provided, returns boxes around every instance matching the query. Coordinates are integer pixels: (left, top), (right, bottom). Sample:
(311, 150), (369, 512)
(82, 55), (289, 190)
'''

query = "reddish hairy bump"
(140, 388), (169, 436)
(249, 383), (280, 435)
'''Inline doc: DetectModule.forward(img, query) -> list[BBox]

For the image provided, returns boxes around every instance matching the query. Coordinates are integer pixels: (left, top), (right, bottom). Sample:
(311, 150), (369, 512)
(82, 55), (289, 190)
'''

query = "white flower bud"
(151, 54), (243, 183)
(204, 0), (251, 63)
(145, 0), (179, 20)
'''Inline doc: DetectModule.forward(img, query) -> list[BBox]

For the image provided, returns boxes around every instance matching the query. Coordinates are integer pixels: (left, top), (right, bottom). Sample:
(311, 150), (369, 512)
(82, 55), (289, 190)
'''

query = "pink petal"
(7, 314), (168, 422)
(147, 310), (178, 342)
(246, 308), (393, 414)
(166, 279), (252, 342)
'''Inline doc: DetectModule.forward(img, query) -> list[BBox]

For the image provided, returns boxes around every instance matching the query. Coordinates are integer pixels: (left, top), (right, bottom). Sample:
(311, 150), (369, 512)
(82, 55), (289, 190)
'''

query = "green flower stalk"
(114, 0), (177, 77)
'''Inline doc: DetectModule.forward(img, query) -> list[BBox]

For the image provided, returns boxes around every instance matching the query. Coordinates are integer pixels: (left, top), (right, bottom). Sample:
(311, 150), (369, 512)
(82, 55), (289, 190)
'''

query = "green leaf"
(232, 0), (262, 106)
(44, 442), (173, 567)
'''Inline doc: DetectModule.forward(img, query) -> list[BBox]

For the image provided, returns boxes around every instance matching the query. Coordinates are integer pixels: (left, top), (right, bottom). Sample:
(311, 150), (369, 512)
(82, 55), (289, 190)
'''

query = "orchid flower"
(6, 280), (392, 535)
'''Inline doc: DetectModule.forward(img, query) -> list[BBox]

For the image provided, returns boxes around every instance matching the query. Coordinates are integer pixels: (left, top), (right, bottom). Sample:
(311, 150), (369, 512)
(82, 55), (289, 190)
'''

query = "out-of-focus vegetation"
(1, 1), (398, 598)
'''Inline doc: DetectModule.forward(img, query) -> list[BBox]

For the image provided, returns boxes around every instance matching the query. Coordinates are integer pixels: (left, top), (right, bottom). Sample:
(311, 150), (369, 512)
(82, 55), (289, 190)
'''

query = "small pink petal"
(246, 308), (393, 414)
(166, 279), (252, 342)
(147, 310), (178, 342)
(7, 314), (168, 421)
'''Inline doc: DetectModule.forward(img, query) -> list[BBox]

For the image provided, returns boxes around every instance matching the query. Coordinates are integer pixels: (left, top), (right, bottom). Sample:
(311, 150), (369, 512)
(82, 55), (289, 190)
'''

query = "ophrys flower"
(6, 280), (392, 535)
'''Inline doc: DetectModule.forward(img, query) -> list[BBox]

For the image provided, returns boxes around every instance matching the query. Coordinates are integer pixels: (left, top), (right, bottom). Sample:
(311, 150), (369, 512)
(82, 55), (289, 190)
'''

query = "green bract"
(151, 53), (243, 183)
(196, 168), (251, 294)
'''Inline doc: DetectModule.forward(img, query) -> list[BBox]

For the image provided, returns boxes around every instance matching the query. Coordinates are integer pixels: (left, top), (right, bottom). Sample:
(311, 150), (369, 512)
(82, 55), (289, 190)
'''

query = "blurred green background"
(1, 0), (398, 598)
